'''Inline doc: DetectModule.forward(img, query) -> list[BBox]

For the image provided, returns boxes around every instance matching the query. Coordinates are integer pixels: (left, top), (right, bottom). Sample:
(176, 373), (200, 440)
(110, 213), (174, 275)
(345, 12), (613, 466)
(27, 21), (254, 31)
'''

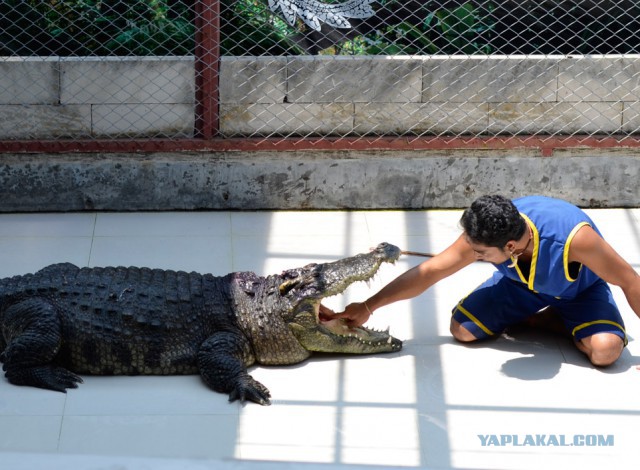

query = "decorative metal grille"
(2, 1), (640, 145)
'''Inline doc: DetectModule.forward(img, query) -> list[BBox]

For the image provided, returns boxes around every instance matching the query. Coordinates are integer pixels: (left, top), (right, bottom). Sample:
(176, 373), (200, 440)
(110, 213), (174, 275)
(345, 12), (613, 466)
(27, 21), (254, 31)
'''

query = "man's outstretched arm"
(333, 234), (476, 327)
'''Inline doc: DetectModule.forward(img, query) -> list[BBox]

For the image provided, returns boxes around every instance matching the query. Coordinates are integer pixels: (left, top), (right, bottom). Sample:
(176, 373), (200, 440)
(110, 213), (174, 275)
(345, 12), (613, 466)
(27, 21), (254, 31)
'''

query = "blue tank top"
(494, 196), (603, 298)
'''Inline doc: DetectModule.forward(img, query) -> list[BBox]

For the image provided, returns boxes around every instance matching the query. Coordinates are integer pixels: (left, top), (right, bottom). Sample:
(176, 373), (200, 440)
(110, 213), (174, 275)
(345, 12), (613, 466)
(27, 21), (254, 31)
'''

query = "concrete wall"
(220, 55), (640, 136)
(0, 57), (194, 139)
(1, 149), (639, 211)
(3, 55), (640, 138)
(2, 55), (640, 211)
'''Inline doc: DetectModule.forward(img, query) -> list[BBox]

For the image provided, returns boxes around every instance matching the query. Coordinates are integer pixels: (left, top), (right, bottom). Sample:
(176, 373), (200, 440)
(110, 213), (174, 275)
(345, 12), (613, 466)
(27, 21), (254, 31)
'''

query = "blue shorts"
(452, 272), (627, 344)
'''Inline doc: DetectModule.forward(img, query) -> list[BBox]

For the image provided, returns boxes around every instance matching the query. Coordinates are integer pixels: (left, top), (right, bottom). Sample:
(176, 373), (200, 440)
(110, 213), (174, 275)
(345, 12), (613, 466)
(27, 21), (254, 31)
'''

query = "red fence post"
(195, 0), (220, 139)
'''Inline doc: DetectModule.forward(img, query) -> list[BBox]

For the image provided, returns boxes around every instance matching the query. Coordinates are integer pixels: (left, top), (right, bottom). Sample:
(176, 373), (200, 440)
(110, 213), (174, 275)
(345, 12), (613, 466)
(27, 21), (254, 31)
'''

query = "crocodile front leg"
(197, 331), (271, 406)
(1, 298), (83, 392)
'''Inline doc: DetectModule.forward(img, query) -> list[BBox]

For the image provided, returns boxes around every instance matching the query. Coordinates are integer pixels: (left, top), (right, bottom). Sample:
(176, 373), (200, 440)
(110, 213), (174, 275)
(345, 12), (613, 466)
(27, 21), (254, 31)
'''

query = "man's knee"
(579, 333), (624, 367)
(450, 319), (479, 342)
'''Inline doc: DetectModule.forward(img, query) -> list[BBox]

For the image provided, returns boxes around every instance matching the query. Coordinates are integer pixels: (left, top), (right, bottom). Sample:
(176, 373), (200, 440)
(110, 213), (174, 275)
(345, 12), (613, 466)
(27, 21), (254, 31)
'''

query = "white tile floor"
(1, 209), (640, 470)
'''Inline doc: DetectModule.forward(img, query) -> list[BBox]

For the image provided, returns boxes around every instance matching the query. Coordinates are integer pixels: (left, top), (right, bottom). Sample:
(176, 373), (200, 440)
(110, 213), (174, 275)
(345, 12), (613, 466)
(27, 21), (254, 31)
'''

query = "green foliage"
(2, 0), (640, 57)
(0, 0), (195, 56)
(221, 0), (302, 55)
(0, 0), (302, 56)
(354, 2), (494, 55)
(0, 1), (50, 55)
(103, 1), (195, 55)
(428, 2), (493, 54)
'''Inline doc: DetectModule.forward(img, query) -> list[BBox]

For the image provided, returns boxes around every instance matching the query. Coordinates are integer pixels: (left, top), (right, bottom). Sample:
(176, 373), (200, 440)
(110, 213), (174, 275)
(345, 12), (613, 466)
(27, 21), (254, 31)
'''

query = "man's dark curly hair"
(460, 195), (526, 248)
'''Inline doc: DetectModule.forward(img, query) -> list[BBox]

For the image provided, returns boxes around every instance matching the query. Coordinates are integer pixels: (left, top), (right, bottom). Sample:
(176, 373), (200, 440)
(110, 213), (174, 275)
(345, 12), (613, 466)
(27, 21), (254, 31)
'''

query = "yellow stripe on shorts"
(454, 303), (494, 336)
(572, 320), (627, 344)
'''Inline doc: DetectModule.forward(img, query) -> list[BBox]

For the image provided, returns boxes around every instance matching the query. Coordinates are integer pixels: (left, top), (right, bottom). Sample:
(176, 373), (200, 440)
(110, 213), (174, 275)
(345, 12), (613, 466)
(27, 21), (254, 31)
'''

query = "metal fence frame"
(4, 0), (640, 156)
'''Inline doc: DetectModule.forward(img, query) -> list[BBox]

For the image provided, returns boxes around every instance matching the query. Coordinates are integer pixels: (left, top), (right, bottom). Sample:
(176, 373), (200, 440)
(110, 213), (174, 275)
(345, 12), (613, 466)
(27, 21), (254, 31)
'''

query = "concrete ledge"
(286, 56), (424, 103)
(92, 103), (195, 138)
(0, 56), (195, 139)
(219, 57), (287, 104)
(219, 55), (640, 137)
(421, 56), (559, 103)
(220, 103), (354, 136)
(0, 57), (59, 104)
(60, 57), (195, 105)
(557, 56), (640, 101)
(4, 55), (640, 138)
(1, 150), (639, 212)
(0, 105), (92, 139)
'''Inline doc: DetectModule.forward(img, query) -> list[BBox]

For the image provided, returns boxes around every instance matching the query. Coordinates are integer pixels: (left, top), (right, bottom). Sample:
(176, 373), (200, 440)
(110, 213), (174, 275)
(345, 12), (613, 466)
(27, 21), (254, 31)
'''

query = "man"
(331, 195), (640, 366)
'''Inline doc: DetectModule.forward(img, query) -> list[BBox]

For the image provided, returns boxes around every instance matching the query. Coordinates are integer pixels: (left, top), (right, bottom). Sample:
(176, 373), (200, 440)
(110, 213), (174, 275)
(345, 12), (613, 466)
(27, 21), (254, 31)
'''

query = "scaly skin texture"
(0, 243), (402, 405)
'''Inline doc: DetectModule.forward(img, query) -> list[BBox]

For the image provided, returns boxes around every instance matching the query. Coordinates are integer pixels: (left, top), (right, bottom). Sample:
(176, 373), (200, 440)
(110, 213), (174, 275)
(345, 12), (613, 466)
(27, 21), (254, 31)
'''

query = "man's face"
(464, 235), (511, 264)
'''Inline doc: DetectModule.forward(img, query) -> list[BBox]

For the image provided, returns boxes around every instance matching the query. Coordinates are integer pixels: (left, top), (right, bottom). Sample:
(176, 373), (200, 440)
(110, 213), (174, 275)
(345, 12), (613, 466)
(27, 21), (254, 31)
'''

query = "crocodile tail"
(269, 0), (376, 31)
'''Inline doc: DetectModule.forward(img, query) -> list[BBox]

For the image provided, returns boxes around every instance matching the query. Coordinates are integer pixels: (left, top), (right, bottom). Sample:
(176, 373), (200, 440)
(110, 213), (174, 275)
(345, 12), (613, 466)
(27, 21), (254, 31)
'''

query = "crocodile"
(0, 243), (402, 405)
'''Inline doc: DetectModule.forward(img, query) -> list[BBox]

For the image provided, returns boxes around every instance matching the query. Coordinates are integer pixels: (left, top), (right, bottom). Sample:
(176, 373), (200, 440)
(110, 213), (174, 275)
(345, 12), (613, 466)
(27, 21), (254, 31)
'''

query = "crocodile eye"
(278, 279), (299, 295)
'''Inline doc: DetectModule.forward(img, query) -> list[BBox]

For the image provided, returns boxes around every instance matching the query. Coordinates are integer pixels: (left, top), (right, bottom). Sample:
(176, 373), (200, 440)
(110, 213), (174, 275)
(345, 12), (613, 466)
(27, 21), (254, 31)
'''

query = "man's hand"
(318, 304), (336, 321)
(332, 302), (372, 328)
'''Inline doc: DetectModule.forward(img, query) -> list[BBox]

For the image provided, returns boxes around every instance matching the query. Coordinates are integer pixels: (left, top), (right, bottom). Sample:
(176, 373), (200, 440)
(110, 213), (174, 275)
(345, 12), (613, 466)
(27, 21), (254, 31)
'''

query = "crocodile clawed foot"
(228, 375), (272, 406)
(5, 365), (84, 392)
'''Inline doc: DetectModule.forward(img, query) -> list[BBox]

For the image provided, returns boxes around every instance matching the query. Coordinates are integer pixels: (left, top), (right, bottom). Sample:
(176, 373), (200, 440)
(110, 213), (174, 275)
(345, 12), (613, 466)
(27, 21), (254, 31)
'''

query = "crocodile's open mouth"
(320, 310), (396, 342)
(316, 303), (375, 339)
(316, 301), (400, 348)
(282, 243), (403, 354)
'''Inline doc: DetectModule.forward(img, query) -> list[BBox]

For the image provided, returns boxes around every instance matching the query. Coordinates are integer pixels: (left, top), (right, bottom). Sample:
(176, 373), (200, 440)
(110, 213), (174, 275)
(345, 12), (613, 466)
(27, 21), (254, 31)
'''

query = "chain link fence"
(2, 1), (640, 146)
